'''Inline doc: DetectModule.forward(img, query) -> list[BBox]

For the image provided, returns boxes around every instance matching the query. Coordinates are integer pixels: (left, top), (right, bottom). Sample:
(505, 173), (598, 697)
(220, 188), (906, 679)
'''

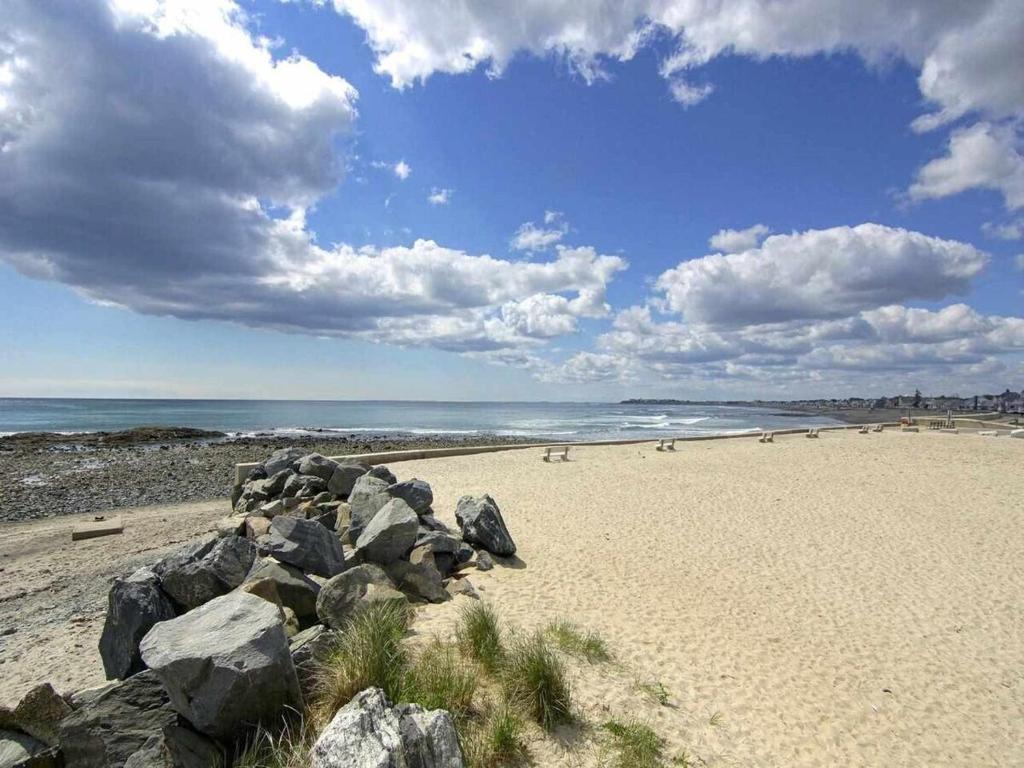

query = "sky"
(0, 0), (1022, 401)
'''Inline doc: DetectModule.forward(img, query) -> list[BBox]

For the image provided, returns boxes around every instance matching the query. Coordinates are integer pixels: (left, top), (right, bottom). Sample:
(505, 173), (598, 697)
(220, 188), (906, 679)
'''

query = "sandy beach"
(2, 428), (1022, 766)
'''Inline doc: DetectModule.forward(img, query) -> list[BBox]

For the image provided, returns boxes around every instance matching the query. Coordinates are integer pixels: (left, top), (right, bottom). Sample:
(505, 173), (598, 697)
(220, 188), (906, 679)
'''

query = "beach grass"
(600, 719), (680, 768)
(545, 619), (612, 663)
(461, 696), (528, 768)
(457, 601), (505, 672)
(402, 640), (478, 722)
(501, 632), (574, 731)
(231, 716), (314, 768)
(634, 679), (671, 706)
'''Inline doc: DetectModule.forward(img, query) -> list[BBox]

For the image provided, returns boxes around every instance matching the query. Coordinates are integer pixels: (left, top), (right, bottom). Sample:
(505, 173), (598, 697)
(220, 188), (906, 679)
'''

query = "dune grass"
(634, 679), (671, 706)
(545, 619), (612, 663)
(457, 601), (505, 672)
(600, 719), (672, 768)
(231, 716), (313, 768)
(501, 632), (574, 731)
(401, 640), (478, 723)
(460, 697), (528, 768)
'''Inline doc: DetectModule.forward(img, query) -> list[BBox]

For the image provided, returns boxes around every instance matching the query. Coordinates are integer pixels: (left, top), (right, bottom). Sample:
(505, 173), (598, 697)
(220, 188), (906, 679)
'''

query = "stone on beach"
(315, 564), (400, 628)
(263, 447), (304, 476)
(346, 475), (392, 543)
(354, 498), (419, 565)
(244, 559), (321, 619)
(157, 535), (257, 611)
(0, 683), (71, 748)
(387, 478), (434, 514)
(297, 453), (339, 482)
(455, 495), (516, 557)
(367, 464), (397, 485)
(139, 591), (302, 741)
(327, 460), (372, 497)
(310, 687), (463, 768)
(122, 724), (223, 768)
(281, 473), (327, 499)
(263, 516), (345, 578)
(385, 560), (449, 604)
(99, 566), (177, 681)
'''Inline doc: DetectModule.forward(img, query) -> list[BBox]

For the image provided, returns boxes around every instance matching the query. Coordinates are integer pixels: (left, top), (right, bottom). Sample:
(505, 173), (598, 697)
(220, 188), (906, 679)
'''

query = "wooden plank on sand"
(71, 516), (123, 541)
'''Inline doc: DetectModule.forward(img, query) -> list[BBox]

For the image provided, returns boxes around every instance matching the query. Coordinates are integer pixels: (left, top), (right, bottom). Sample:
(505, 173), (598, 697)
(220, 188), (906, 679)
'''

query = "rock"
(315, 564), (397, 628)
(244, 559), (321, 619)
(0, 684), (70, 747)
(263, 447), (304, 476)
(282, 473), (327, 499)
(414, 531), (462, 555)
(158, 535), (257, 611)
(289, 625), (339, 695)
(347, 475), (392, 542)
(263, 516), (346, 578)
(67, 683), (117, 710)
(297, 454), (339, 482)
(259, 496), (303, 518)
(355, 499), (419, 565)
(455, 543), (475, 564)
(455, 495), (516, 557)
(262, 469), (294, 498)
(418, 514), (451, 533)
(310, 688), (463, 768)
(123, 724), (223, 768)
(0, 729), (53, 768)
(387, 479), (433, 514)
(139, 592), (302, 741)
(334, 502), (352, 537)
(58, 671), (177, 767)
(244, 515), (271, 539)
(367, 465), (397, 485)
(214, 516), (246, 537)
(410, 545), (455, 577)
(446, 578), (479, 600)
(282, 606), (300, 637)
(327, 460), (372, 497)
(309, 507), (338, 531)
(99, 567), (177, 680)
(311, 491), (334, 505)
(385, 560), (449, 604)
(240, 576), (284, 608)
(474, 552), (494, 571)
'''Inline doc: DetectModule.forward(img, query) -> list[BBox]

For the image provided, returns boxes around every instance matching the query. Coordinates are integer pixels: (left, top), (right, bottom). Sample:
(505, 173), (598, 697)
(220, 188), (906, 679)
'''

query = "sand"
(2, 429), (1022, 766)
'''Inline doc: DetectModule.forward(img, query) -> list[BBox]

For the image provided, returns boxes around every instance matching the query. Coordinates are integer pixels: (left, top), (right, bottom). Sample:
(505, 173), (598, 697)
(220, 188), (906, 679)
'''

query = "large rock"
(297, 453), (339, 482)
(139, 592), (302, 741)
(157, 535), (257, 611)
(0, 683), (71, 749)
(413, 531), (462, 555)
(263, 447), (304, 476)
(455, 495), (516, 557)
(355, 499), (419, 565)
(99, 567), (177, 681)
(387, 479), (433, 515)
(327, 460), (372, 497)
(367, 465), (397, 485)
(315, 564), (397, 628)
(347, 475), (392, 542)
(263, 516), (345, 578)
(122, 725), (223, 768)
(0, 729), (55, 768)
(281, 473), (327, 499)
(245, 558), (321, 619)
(262, 469), (294, 498)
(58, 671), (177, 767)
(385, 560), (449, 604)
(310, 688), (463, 768)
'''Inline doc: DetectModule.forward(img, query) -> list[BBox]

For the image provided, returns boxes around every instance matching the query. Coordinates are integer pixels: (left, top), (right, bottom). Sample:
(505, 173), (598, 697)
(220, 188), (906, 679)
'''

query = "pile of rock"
(1, 448), (516, 767)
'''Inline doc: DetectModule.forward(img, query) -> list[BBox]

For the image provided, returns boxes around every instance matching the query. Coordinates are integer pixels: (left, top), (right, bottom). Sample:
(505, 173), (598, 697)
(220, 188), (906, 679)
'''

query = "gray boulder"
(244, 558), (321, 619)
(297, 454), (339, 482)
(385, 560), (449, 604)
(122, 725), (223, 768)
(290, 625), (340, 695)
(315, 564), (396, 628)
(310, 688), (463, 768)
(99, 567), (177, 681)
(58, 670), (177, 768)
(446, 578), (479, 600)
(367, 464), (397, 485)
(263, 469), (294, 498)
(474, 552), (494, 572)
(139, 592), (302, 741)
(263, 516), (345, 578)
(0, 730), (54, 768)
(455, 495), (516, 557)
(347, 475), (392, 542)
(355, 499), (419, 565)
(158, 535), (257, 611)
(0, 683), (71, 748)
(327, 460), (372, 497)
(281, 473), (327, 499)
(387, 479), (433, 514)
(413, 531), (461, 555)
(263, 447), (304, 476)
(418, 514), (451, 534)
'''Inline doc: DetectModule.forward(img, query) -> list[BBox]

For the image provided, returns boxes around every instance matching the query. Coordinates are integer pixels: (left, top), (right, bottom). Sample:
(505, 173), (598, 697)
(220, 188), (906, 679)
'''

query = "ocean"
(0, 398), (841, 442)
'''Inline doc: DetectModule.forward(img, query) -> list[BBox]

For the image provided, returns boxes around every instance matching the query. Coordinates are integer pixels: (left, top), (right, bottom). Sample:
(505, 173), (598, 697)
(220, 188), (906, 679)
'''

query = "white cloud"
(668, 78), (713, 107)
(708, 224), (770, 253)
(657, 224), (987, 327)
(1016, 254), (1024, 272)
(427, 187), (452, 205)
(512, 211), (569, 252)
(909, 123), (1024, 210)
(0, 0), (627, 359)
(982, 220), (1024, 240)
(393, 160), (411, 180)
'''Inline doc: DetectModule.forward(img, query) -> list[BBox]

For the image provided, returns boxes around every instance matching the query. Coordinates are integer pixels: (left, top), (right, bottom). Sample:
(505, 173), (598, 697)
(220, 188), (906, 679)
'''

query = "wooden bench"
(758, 431), (774, 443)
(543, 446), (570, 462)
(657, 438), (676, 451)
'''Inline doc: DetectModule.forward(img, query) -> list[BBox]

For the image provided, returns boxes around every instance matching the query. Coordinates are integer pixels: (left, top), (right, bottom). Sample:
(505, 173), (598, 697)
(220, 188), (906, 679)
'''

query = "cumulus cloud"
(393, 160), (412, 180)
(909, 123), (1024, 210)
(0, 0), (626, 358)
(982, 220), (1024, 240)
(427, 187), (452, 205)
(708, 224), (770, 253)
(668, 78), (713, 107)
(657, 224), (987, 327)
(512, 211), (569, 252)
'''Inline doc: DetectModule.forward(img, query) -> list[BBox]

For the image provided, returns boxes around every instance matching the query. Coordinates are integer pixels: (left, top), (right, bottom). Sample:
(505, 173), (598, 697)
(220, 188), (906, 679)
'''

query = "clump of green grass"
(501, 632), (573, 731)
(461, 697), (527, 768)
(600, 719), (667, 768)
(231, 716), (313, 768)
(545, 620), (612, 663)
(402, 640), (478, 722)
(311, 600), (410, 725)
(457, 601), (505, 672)
(634, 679), (671, 706)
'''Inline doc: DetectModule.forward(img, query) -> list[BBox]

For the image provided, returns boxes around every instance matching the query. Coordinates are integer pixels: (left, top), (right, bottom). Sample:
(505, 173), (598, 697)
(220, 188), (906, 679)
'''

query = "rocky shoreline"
(0, 429), (534, 523)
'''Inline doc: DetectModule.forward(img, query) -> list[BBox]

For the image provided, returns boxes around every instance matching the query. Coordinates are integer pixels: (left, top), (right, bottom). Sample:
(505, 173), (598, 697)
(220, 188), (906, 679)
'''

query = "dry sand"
(2, 429), (1022, 766)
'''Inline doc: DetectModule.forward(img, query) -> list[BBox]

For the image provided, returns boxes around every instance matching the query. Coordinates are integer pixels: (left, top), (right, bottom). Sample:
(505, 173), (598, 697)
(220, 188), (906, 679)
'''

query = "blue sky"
(1, 0), (1022, 400)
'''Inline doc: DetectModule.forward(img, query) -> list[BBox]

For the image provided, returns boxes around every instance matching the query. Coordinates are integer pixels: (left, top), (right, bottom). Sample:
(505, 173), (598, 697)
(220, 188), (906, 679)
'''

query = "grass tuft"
(461, 697), (527, 768)
(545, 620), (612, 663)
(231, 716), (313, 768)
(634, 679), (671, 706)
(457, 601), (505, 672)
(600, 719), (668, 768)
(402, 640), (478, 723)
(311, 600), (410, 726)
(501, 632), (573, 731)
